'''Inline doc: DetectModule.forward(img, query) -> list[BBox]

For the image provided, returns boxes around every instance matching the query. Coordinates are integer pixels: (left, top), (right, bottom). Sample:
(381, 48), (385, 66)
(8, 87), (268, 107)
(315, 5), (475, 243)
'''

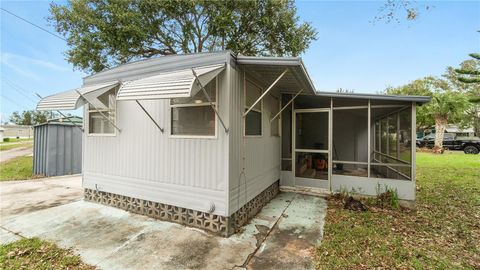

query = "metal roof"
(83, 51), (231, 86)
(117, 64), (225, 101)
(37, 81), (118, 111)
(34, 51), (430, 109)
(313, 91), (431, 104)
(235, 55), (316, 95)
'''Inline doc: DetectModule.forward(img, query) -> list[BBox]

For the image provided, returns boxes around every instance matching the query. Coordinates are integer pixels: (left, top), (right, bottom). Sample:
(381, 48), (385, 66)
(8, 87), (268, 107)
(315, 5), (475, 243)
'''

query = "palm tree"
(429, 91), (470, 153)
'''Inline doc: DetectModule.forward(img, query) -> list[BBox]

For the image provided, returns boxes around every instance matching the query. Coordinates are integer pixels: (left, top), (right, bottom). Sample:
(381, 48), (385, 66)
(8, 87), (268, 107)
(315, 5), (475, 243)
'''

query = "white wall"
(228, 65), (281, 216)
(83, 70), (230, 216)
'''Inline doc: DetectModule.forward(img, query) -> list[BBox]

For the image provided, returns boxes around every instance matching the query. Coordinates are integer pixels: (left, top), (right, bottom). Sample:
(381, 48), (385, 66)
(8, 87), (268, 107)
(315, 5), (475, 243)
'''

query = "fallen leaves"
(315, 152), (480, 270)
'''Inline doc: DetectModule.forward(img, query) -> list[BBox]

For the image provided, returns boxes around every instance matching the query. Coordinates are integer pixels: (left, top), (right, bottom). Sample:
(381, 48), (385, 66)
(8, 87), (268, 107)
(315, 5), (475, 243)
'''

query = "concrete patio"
(0, 176), (327, 270)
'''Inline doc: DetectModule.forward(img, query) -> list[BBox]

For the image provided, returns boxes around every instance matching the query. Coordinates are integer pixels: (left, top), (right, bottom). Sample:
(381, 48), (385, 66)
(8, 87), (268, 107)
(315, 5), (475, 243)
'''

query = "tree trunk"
(433, 115), (448, 154)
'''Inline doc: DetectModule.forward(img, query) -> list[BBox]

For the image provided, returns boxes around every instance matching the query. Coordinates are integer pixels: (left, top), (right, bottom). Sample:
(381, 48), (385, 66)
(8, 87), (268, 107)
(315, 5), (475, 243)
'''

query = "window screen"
(245, 80), (262, 136)
(88, 89), (116, 134)
(170, 79), (216, 136)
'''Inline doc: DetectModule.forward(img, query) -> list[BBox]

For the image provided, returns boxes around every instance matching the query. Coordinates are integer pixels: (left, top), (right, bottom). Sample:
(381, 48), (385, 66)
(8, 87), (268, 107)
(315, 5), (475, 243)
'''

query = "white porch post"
(411, 102), (417, 197)
(328, 97), (333, 191)
(367, 99), (371, 178)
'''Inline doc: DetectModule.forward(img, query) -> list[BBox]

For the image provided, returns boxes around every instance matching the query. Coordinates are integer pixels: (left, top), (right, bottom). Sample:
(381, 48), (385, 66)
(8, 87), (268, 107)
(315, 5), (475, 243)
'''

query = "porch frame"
(284, 97), (417, 199)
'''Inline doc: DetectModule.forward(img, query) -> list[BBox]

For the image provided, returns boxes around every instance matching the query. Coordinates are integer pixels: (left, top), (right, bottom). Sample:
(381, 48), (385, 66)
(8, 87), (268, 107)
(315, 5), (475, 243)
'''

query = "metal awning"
(36, 81), (119, 111)
(117, 64), (225, 101)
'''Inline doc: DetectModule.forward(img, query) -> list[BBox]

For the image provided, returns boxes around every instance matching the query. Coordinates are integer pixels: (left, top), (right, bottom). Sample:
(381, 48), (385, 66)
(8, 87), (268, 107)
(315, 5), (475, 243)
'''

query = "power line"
(2, 78), (37, 103)
(0, 8), (67, 42)
(1, 95), (29, 110)
(1, 77), (38, 104)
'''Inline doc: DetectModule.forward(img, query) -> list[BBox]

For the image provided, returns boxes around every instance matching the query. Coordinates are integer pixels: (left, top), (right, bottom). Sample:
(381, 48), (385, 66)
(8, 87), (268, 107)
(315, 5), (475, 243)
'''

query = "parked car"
(416, 133), (480, 154)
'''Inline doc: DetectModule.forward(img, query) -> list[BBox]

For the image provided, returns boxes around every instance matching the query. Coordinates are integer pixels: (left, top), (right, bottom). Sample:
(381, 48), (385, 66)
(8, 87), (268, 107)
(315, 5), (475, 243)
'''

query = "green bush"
(3, 137), (10, 142)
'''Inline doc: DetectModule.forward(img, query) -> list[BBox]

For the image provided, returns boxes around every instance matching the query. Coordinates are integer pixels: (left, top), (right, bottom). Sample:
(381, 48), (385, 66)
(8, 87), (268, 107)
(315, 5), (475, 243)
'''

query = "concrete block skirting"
(84, 180), (280, 237)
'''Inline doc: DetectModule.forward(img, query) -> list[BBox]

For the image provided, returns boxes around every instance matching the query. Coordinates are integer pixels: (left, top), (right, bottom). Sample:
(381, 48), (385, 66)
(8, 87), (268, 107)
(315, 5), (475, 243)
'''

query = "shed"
(33, 117), (83, 177)
(36, 51), (430, 236)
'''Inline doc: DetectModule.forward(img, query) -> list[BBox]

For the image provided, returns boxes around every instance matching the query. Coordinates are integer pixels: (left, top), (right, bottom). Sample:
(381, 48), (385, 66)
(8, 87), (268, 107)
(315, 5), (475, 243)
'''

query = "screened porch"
(279, 93), (425, 200)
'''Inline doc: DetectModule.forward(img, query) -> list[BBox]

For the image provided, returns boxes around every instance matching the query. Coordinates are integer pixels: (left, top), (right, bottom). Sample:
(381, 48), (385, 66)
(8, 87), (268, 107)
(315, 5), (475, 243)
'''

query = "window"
(270, 95), (280, 136)
(88, 88), (116, 135)
(170, 79), (216, 136)
(244, 79), (263, 136)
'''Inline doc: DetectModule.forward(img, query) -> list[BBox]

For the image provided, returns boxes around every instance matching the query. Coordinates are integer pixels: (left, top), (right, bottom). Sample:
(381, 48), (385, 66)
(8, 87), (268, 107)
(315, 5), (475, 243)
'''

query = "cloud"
(0, 54), (41, 80)
(0, 52), (71, 80)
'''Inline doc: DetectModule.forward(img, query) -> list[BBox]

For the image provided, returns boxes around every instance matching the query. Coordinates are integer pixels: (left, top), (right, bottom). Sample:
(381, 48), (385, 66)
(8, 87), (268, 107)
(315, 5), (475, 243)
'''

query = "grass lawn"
(0, 156), (39, 181)
(0, 238), (94, 270)
(316, 151), (480, 269)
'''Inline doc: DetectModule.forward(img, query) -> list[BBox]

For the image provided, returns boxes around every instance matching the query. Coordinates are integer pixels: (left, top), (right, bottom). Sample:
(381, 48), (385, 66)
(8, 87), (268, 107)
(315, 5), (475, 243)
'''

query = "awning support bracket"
(36, 93), (84, 132)
(191, 68), (229, 133)
(75, 90), (122, 132)
(135, 100), (164, 133)
(243, 68), (288, 117)
(270, 89), (303, 122)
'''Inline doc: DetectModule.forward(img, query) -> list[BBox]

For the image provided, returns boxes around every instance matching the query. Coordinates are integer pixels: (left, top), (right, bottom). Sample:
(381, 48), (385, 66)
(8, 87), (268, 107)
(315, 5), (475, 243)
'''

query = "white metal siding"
(228, 66), (281, 215)
(82, 70), (230, 215)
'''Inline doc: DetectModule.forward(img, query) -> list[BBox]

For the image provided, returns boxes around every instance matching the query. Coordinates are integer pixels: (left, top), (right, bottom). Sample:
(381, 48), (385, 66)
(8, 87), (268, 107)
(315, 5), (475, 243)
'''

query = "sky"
(1, 0), (479, 123)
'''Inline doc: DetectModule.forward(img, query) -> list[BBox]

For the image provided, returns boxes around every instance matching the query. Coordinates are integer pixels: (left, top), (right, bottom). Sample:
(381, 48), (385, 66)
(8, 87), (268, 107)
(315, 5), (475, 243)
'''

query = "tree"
(428, 91), (470, 153)
(386, 77), (471, 153)
(49, 0), (317, 73)
(455, 53), (480, 85)
(373, 0), (431, 24)
(385, 77), (438, 129)
(9, 111), (51, 125)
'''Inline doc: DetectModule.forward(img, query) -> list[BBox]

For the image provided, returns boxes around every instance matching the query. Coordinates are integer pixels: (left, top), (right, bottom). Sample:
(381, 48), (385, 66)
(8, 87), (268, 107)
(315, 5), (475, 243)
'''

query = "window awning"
(116, 64), (225, 101)
(36, 81), (119, 111)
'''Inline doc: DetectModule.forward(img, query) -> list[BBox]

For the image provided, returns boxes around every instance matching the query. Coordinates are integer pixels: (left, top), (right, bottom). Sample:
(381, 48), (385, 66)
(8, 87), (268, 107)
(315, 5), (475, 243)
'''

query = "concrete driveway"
(0, 176), (327, 270)
(0, 146), (33, 162)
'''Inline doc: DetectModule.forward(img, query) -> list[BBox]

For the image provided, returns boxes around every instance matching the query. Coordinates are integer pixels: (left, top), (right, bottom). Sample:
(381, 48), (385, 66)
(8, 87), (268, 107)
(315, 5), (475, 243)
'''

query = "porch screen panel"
(295, 112), (328, 150)
(332, 108), (368, 177)
(371, 107), (412, 180)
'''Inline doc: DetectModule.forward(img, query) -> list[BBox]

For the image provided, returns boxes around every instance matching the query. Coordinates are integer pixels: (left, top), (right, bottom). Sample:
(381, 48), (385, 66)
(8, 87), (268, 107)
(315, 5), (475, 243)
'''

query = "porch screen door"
(293, 109), (330, 189)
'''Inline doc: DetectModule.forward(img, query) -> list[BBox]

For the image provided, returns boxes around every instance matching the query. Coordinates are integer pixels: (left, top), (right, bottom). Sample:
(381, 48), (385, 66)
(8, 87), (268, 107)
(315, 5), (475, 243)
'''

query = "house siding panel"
(83, 70), (230, 215)
(227, 65), (281, 216)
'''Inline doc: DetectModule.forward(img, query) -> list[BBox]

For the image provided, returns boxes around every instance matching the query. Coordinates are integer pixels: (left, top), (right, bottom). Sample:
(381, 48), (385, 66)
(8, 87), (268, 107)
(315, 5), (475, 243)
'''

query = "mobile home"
(37, 51), (429, 236)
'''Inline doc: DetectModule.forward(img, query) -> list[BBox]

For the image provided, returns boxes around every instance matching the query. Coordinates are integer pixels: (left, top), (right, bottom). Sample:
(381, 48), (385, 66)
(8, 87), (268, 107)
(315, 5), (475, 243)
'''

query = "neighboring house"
(33, 116), (83, 177)
(37, 51), (430, 236)
(445, 124), (475, 137)
(0, 127), (4, 142)
(421, 124), (476, 138)
(0, 124), (33, 139)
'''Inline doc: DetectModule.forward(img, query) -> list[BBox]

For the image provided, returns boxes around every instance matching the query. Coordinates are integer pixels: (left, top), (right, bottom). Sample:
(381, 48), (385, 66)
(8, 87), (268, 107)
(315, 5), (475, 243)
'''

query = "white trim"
(333, 160), (368, 165)
(170, 102), (216, 108)
(367, 99), (371, 178)
(293, 108), (332, 188)
(295, 149), (329, 154)
(333, 105), (368, 110)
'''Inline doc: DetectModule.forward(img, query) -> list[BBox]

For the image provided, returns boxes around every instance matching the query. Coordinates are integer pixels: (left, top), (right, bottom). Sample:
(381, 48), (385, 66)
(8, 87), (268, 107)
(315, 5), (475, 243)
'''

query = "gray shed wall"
(33, 124), (82, 176)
